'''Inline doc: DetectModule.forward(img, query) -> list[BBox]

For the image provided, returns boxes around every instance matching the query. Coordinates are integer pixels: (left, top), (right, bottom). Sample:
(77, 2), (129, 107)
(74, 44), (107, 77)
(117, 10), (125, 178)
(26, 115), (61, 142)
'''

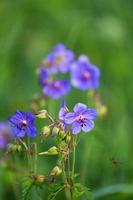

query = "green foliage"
(73, 183), (92, 200)
(22, 177), (34, 200)
(48, 184), (65, 200)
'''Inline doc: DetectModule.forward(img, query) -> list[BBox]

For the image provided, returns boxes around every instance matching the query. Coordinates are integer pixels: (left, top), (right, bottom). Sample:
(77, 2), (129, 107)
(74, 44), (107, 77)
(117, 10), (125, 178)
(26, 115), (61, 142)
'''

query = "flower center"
(54, 55), (65, 67)
(53, 81), (61, 89)
(77, 115), (87, 127)
(77, 115), (84, 121)
(22, 120), (27, 126)
(18, 120), (28, 130)
(83, 71), (91, 80)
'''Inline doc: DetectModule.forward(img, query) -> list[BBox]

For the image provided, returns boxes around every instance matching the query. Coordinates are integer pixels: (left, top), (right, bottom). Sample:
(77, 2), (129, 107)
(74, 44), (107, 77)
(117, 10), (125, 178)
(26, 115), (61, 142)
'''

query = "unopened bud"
(58, 130), (65, 139)
(7, 143), (22, 152)
(50, 166), (62, 176)
(36, 175), (46, 184)
(65, 135), (71, 143)
(52, 127), (60, 137)
(36, 110), (48, 119)
(39, 146), (58, 156)
(17, 145), (22, 152)
(97, 105), (108, 118)
(41, 126), (51, 137)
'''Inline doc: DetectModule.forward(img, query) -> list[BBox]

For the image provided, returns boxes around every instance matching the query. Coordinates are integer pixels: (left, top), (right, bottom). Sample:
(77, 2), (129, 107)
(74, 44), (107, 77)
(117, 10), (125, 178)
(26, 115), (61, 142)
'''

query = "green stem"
(80, 136), (92, 184)
(67, 153), (71, 179)
(18, 138), (28, 151)
(48, 114), (55, 123)
(34, 143), (37, 174)
(72, 136), (76, 181)
(27, 138), (32, 172)
(18, 138), (31, 171)
(62, 162), (71, 200)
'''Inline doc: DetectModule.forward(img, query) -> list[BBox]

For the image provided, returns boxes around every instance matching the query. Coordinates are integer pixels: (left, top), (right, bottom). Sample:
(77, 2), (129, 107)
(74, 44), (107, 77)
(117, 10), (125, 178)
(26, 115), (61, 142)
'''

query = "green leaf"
(73, 183), (93, 200)
(48, 184), (65, 200)
(22, 177), (34, 200)
(74, 173), (80, 178)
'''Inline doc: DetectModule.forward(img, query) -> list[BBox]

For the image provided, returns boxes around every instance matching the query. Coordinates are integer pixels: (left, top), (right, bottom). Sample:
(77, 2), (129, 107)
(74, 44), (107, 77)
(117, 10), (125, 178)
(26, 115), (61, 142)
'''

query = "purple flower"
(9, 110), (37, 138)
(64, 103), (97, 134)
(70, 55), (100, 90)
(43, 80), (71, 99)
(41, 43), (74, 74)
(38, 68), (51, 86)
(0, 122), (13, 149)
(59, 100), (68, 120)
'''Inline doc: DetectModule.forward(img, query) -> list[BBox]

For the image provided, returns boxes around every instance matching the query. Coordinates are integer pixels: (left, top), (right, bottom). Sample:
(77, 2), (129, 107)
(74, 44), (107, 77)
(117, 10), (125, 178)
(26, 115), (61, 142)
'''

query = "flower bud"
(39, 146), (58, 156)
(7, 143), (22, 152)
(97, 105), (108, 118)
(36, 110), (48, 119)
(65, 135), (71, 143)
(50, 166), (62, 176)
(58, 130), (65, 139)
(36, 175), (46, 184)
(41, 126), (51, 137)
(51, 127), (60, 137)
(17, 145), (22, 152)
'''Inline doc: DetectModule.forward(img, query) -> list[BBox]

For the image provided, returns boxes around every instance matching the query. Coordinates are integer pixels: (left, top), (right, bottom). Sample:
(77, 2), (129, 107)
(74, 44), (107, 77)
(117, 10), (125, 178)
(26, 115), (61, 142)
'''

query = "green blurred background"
(0, 0), (133, 199)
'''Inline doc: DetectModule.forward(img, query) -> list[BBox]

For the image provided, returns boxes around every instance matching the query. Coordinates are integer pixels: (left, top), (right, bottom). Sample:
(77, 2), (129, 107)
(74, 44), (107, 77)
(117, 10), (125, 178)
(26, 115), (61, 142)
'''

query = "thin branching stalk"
(72, 136), (77, 181)
(62, 162), (72, 200)
(34, 142), (37, 174)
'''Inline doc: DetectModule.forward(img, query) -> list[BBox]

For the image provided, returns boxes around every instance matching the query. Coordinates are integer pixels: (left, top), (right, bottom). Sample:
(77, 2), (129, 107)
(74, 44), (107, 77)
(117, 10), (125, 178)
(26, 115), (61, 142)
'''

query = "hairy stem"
(62, 162), (71, 200)
(34, 142), (37, 174)
(72, 136), (77, 181)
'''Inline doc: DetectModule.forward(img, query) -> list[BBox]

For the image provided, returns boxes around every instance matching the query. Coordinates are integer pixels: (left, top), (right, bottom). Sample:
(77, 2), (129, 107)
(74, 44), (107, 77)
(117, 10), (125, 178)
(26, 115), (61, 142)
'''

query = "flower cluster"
(7, 102), (96, 139)
(38, 44), (74, 99)
(38, 44), (100, 99)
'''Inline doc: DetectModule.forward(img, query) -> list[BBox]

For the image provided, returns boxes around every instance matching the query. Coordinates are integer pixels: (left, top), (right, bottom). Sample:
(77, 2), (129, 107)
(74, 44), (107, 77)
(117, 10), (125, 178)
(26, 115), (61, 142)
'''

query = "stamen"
(22, 120), (27, 126)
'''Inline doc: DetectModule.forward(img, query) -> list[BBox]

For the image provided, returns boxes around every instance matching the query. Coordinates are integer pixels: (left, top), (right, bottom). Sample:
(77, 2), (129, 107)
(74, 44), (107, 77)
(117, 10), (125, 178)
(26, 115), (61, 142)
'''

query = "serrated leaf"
(48, 183), (65, 200)
(22, 177), (34, 200)
(73, 183), (93, 200)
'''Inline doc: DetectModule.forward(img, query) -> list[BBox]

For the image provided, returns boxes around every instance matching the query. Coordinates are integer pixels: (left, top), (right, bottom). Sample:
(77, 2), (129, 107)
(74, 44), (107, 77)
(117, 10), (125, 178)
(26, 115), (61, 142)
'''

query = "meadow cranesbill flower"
(9, 110), (37, 138)
(43, 80), (71, 99)
(41, 43), (74, 74)
(64, 103), (97, 134)
(70, 55), (100, 90)
(38, 68), (50, 86)
(0, 122), (13, 148)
